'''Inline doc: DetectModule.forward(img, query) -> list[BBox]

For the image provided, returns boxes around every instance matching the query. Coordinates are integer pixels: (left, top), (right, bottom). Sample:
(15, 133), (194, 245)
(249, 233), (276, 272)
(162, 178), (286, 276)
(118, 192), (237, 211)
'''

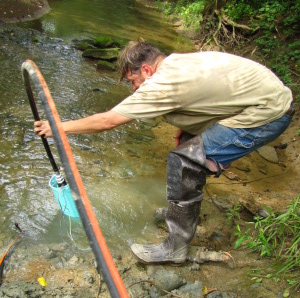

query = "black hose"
(23, 68), (60, 174)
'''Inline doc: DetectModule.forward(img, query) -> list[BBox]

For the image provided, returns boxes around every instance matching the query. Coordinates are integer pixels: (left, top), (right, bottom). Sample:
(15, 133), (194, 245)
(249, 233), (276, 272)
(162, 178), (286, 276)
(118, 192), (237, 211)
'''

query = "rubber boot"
(131, 144), (206, 264)
(131, 200), (201, 264)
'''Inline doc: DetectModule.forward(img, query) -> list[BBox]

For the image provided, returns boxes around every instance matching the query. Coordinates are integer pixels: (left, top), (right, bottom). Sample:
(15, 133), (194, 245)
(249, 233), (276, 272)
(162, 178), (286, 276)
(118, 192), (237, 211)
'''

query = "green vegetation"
(226, 203), (241, 225)
(156, 0), (300, 103)
(234, 197), (300, 292)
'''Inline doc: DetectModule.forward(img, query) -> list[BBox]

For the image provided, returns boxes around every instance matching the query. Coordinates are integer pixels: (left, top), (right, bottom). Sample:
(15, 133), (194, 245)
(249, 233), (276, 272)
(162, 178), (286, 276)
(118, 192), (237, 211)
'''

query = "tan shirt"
(113, 52), (293, 135)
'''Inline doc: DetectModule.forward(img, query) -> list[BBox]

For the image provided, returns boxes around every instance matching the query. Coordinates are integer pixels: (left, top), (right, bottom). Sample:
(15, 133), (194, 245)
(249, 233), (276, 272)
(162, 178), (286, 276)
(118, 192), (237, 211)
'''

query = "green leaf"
(234, 236), (248, 249)
(247, 241), (257, 249)
(283, 289), (290, 297)
(287, 279), (297, 285)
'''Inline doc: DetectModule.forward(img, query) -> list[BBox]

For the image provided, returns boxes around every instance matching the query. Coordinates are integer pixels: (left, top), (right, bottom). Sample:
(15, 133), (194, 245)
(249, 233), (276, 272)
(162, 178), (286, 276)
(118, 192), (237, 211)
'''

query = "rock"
(148, 269), (187, 296)
(210, 196), (232, 211)
(256, 146), (279, 163)
(74, 42), (94, 51)
(93, 36), (114, 48)
(257, 208), (271, 218)
(0, 282), (45, 298)
(83, 271), (95, 284)
(93, 35), (128, 48)
(97, 60), (116, 71)
(171, 280), (204, 297)
(68, 255), (79, 266)
(153, 207), (167, 221)
(189, 263), (201, 271)
(223, 171), (239, 181)
(207, 291), (237, 298)
(82, 48), (120, 60)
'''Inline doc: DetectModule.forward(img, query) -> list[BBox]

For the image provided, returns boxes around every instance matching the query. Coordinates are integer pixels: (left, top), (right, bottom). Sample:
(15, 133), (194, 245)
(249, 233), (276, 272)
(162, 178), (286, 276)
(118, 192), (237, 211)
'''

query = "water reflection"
(19, 0), (193, 53)
(0, 0), (193, 253)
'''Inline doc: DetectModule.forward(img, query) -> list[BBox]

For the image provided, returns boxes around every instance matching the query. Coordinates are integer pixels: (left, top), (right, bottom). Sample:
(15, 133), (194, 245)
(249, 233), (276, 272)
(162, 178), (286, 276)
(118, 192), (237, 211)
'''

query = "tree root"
(218, 9), (259, 33)
(200, 8), (259, 51)
(187, 247), (235, 265)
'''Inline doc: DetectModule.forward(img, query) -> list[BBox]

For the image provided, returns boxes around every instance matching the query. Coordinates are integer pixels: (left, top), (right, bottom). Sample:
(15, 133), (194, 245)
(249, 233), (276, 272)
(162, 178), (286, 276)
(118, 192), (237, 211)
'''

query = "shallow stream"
(0, 0), (194, 254)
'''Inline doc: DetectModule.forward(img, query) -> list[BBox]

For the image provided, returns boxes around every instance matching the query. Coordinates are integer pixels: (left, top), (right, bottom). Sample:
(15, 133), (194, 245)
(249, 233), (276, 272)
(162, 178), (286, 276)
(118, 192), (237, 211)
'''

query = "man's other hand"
(34, 120), (52, 138)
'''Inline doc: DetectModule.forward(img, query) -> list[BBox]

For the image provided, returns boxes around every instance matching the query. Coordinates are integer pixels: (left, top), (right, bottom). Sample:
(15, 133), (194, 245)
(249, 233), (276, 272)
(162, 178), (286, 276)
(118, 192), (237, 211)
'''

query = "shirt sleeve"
(112, 79), (181, 120)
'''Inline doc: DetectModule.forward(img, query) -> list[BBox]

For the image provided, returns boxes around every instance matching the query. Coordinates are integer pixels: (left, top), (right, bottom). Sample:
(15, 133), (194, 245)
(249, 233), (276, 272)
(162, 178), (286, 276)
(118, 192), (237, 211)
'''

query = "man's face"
(126, 63), (154, 91)
(126, 71), (147, 91)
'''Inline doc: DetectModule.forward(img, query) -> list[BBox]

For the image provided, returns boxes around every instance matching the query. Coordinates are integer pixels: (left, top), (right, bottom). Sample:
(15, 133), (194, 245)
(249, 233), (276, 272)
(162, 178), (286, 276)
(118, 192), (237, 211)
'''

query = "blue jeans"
(166, 112), (292, 203)
(202, 113), (293, 167)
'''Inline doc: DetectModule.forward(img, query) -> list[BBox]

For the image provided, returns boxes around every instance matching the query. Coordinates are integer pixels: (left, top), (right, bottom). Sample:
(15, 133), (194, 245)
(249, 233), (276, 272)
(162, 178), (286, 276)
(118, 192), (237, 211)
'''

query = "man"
(35, 39), (294, 265)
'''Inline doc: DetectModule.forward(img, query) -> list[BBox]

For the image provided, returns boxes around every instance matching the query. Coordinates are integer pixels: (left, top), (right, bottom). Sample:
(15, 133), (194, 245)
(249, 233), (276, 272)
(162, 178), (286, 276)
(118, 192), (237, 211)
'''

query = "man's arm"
(34, 110), (133, 138)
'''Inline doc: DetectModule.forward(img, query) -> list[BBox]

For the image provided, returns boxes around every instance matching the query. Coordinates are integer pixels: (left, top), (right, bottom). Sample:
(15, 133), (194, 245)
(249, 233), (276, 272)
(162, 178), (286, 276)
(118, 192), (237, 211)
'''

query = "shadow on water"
(0, 0), (194, 254)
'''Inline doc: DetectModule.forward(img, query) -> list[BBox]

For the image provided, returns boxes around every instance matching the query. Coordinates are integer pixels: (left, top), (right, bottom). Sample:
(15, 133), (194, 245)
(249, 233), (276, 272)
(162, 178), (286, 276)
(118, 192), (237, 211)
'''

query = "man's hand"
(34, 120), (52, 138)
(33, 111), (132, 138)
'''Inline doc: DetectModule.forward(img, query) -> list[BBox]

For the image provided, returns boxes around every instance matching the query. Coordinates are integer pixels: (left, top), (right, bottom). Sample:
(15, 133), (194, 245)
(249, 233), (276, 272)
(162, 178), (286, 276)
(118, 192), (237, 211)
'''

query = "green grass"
(234, 196), (300, 291)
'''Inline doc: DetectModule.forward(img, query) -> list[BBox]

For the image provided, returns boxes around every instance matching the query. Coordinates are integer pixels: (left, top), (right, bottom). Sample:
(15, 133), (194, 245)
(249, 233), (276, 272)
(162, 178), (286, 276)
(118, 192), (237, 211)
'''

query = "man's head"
(118, 39), (165, 90)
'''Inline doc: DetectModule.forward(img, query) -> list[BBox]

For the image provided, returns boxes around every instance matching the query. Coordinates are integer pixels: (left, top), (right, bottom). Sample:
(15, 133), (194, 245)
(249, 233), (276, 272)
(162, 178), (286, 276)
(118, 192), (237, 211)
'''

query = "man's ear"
(141, 64), (154, 77)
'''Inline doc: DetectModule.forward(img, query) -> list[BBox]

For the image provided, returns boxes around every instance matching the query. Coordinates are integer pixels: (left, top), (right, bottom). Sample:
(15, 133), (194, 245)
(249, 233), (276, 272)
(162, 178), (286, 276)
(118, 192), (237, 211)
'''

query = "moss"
(74, 42), (94, 51)
(93, 36), (114, 48)
(93, 35), (129, 48)
(97, 60), (116, 71)
(82, 48), (120, 60)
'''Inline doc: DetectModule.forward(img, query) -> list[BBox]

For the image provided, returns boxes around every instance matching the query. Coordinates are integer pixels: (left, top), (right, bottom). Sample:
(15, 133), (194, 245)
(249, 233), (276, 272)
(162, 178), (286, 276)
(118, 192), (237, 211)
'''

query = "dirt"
(0, 1), (300, 298)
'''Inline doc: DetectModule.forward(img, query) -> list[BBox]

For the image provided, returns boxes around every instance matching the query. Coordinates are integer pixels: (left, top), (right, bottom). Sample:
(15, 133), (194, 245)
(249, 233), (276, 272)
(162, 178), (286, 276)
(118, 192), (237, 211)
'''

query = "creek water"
(0, 0), (194, 254)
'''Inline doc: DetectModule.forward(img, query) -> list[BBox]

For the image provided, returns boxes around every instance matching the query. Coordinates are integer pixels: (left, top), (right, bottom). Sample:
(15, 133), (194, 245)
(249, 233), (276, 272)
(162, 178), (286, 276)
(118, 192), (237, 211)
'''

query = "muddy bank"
(0, 0), (50, 23)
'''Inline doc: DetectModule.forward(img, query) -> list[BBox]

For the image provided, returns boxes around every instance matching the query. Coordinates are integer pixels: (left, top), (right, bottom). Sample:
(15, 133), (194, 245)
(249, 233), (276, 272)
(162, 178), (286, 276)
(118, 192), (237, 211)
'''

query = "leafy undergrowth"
(234, 196), (300, 295)
(157, 0), (300, 104)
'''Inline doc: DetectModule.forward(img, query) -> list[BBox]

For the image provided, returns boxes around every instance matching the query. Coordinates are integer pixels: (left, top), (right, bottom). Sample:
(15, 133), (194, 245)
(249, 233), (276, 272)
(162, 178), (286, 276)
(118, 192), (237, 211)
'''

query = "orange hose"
(0, 235), (21, 268)
(22, 60), (129, 297)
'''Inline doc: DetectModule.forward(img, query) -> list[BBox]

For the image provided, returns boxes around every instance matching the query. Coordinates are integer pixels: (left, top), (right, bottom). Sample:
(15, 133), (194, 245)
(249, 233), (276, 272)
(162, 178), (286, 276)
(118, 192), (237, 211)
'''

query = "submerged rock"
(82, 48), (120, 60)
(74, 42), (95, 51)
(93, 36), (114, 48)
(97, 60), (116, 71)
(93, 35), (128, 48)
(73, 35), (128, 72)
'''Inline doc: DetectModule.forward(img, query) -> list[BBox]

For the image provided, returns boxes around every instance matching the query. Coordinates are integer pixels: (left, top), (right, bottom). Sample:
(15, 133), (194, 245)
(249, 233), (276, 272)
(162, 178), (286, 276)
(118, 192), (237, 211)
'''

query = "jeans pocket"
(233, 129), (255, 149)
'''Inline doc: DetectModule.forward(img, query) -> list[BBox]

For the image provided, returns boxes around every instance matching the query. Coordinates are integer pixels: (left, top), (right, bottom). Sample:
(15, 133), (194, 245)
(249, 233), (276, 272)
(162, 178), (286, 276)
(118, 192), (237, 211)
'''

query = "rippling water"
(0, 0), (194, 253)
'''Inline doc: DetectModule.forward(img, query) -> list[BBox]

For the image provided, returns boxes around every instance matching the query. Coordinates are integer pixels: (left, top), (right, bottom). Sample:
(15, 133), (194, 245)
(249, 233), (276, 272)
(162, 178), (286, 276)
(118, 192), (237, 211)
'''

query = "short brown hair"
(118, 39), (165, 81)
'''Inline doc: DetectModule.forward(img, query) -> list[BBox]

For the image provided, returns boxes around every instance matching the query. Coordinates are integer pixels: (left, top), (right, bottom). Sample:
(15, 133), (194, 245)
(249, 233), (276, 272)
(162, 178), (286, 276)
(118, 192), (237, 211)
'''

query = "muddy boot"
(131, 136), (207, 265)
(131, 201), (201, 264)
